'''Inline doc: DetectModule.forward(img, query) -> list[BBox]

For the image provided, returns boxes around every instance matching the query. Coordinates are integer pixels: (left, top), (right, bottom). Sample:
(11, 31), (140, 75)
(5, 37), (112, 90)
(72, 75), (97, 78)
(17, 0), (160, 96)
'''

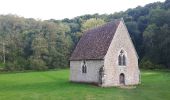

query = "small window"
(82, 60), (87, 73)
(123, 55), (126, 65)
(118, 50), (126, 66)
(118, 55), (121, 65)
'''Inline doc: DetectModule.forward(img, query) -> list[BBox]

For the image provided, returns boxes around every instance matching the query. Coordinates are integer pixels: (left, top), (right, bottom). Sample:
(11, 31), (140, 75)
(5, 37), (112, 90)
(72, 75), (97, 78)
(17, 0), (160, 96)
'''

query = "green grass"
(0, 69), (170, 100)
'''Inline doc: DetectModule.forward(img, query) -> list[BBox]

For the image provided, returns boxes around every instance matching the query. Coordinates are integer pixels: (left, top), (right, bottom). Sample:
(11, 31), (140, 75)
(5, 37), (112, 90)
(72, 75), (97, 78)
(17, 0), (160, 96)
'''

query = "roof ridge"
(84, 18), (121, 33)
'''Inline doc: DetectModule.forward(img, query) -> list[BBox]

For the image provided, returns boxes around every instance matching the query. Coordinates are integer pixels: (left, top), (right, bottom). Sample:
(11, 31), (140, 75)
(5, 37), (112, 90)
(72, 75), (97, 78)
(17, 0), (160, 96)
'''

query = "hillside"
(0, 0), (170, 71)
(0, 69), (170, 100)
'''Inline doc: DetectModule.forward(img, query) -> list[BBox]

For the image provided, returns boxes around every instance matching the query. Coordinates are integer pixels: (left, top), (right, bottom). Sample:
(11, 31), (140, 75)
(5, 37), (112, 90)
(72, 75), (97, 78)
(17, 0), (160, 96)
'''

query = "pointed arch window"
(118, 50), (126, 66)
(82, 60), (87, 73)
(118, 55), (121, 65)
(123, 55), (126, 65)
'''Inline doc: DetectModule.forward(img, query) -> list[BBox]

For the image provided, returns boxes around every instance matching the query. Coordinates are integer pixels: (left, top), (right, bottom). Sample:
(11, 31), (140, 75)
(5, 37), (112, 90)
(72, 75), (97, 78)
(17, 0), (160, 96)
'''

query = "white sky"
(0, 0), (165, 20)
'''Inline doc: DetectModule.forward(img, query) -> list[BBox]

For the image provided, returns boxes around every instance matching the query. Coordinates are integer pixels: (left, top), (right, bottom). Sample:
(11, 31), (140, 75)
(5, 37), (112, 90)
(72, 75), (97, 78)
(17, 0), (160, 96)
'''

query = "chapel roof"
(70, 19), (121, 60)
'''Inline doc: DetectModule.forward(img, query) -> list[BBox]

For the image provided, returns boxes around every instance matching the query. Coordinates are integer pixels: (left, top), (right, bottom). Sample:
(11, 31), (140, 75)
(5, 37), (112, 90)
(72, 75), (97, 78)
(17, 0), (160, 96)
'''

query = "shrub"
(140, 57), (166, 69)
(0, 63), (5, 71)
(4, 57), (29, 71)
(140, 58), (155, 69)
(29, 58), (48, 71)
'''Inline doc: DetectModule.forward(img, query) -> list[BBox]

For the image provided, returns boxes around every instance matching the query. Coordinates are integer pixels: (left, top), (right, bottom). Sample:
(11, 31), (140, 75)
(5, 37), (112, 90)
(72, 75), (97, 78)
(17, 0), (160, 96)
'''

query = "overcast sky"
(0, 0), (165, 20)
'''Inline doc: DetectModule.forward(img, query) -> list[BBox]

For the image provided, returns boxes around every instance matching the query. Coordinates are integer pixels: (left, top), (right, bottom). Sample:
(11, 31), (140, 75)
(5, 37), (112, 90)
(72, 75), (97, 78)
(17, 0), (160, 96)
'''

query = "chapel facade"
(70, 18), (140, 87)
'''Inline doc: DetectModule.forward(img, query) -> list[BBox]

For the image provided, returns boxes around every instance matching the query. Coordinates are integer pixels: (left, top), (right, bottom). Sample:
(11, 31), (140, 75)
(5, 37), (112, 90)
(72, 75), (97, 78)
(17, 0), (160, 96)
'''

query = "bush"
(5, 61), (23, 71)
(29, 58), (48, 71)
(4, 57), (29, 71)
(140, 57), (166, 69)
(154, 64), (166, 69)
(140, 58), (155, 69)
(0, 63), (5, 70)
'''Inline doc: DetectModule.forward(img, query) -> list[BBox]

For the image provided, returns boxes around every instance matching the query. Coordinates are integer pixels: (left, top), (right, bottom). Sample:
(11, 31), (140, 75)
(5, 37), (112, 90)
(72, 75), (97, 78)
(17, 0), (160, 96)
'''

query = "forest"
(0, 0), (170, 71)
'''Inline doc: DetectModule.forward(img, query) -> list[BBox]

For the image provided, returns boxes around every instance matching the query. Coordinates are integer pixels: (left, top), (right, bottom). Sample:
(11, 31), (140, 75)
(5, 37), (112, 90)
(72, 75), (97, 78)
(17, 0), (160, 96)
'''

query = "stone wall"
(103, 20), (140, 87)
(70, 60), (104, 84)
(69, 20), (140, 87)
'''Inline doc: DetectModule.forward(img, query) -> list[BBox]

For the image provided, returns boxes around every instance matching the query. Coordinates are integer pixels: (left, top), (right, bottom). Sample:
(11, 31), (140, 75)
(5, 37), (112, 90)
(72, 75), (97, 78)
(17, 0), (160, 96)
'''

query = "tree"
(164, 0), (170, 9)
(81, 18), (105, 31)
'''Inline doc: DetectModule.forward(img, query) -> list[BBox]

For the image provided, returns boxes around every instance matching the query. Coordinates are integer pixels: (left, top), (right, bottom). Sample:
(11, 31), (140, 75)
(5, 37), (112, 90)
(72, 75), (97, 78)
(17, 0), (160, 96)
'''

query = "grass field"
(0, 69), (170, 100)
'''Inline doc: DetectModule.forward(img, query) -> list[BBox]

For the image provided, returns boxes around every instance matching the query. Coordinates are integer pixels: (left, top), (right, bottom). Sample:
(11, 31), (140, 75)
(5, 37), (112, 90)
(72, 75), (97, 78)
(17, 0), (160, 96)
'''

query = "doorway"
(99, 67), (104, 85)
(119, 73), (125, 85)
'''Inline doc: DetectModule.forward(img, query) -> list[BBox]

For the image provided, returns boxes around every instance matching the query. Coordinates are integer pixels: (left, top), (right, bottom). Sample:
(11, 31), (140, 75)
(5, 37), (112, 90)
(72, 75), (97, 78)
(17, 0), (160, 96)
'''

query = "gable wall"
(103, 21), (140, 87)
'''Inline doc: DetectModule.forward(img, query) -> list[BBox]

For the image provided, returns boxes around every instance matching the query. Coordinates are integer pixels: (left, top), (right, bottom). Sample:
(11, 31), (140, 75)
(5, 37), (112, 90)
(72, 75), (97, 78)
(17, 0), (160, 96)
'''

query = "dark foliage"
(0, 0), (170, 71)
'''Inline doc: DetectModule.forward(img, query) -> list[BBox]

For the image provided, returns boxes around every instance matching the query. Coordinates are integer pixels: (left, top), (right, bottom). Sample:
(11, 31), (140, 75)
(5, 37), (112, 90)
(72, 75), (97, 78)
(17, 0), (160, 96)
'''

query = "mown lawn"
(0, 69), (170, 100)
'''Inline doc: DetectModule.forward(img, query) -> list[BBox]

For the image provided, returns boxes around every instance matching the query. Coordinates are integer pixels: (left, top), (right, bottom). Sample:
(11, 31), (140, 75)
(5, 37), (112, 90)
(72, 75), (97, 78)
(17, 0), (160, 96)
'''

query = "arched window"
(82, 60), (87, 73)
(118, 55), (121, 65)
(123, 55), (126, 65)
(118, 50), (126, 66)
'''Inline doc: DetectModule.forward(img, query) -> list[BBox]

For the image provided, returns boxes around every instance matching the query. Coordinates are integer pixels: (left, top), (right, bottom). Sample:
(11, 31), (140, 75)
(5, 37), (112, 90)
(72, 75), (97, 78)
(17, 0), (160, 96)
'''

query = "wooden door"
(119, 73), (125, 85)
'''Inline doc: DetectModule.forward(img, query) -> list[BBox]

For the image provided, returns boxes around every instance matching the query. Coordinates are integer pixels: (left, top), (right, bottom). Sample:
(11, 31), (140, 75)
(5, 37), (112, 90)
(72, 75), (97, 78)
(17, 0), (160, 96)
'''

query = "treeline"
(0, 16), (74, 70)
(0, 0), (170, 71)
